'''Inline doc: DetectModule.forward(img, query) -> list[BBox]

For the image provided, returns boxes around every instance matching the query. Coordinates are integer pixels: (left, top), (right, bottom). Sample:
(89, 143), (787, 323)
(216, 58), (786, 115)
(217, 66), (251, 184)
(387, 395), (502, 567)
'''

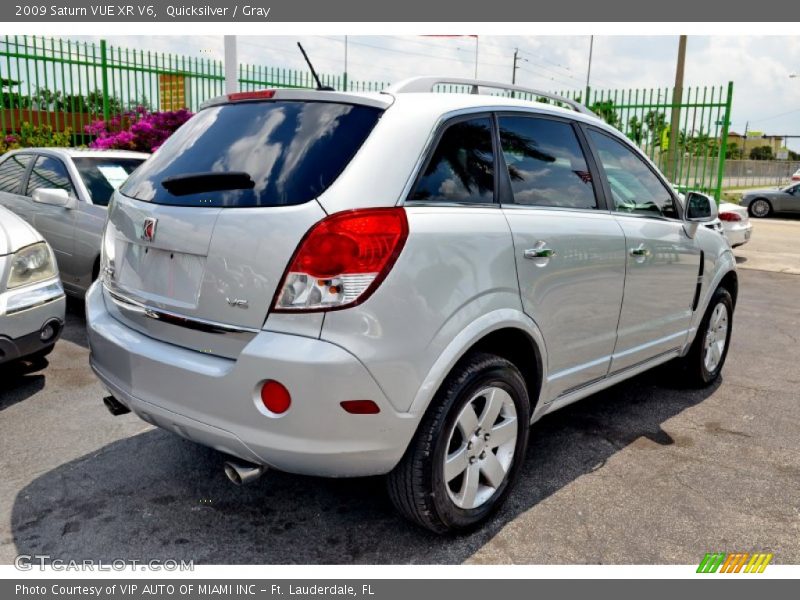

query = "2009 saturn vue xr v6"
(86, 78), (737, 533)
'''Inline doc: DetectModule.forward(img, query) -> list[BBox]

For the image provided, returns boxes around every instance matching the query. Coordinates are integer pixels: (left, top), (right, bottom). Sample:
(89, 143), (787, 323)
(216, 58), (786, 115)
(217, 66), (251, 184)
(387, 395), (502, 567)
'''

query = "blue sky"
(78, 35), (800, 151)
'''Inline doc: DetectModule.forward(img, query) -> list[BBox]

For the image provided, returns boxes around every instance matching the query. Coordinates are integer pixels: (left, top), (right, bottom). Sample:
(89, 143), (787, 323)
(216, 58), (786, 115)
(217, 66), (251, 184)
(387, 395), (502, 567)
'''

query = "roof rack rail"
(384, 76), (595, 116)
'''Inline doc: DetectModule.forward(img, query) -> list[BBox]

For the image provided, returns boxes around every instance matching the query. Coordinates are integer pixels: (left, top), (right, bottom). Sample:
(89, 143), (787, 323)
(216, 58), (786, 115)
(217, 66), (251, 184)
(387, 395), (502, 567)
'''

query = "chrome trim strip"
(104, 285), (260, 335)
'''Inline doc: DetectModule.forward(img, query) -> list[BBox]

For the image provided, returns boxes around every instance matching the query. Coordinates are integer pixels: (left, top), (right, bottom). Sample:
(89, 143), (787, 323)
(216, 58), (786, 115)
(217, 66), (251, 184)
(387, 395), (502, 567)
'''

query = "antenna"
(297, 42), (335, 91)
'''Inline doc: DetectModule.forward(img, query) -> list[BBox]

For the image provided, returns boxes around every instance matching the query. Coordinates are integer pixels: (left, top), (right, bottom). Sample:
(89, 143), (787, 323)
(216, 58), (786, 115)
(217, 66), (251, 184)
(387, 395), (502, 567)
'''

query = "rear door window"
(120, 101), (383, 208)
(498, 115), (597, 209)
(26, 156), (77, 198)
(408, 117), (495, 204)
(0, 154), (32, 194)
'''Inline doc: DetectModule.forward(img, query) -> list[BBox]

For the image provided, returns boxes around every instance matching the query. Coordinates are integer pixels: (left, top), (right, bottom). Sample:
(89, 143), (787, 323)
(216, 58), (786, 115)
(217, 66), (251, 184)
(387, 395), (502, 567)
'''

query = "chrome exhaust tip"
(224, 460), (266, 486)
(103, 395), (131, 416)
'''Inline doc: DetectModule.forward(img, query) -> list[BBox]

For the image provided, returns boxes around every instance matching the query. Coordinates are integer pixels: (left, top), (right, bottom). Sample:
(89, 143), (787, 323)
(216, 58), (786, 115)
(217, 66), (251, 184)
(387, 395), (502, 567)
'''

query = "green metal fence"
(1, 35), (734, 199)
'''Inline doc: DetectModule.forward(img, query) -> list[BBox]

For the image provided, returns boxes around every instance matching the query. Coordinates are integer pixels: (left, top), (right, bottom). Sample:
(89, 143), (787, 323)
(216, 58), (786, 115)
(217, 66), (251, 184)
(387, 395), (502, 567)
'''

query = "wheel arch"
(408, 309), (546, 419)
(718, 269), (739, 309)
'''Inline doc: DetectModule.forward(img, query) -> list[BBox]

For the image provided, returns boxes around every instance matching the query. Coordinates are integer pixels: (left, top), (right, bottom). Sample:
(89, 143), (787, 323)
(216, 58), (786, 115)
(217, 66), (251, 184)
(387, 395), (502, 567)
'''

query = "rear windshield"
(120, 101), (383, 207)
(73, 157), (144, 207)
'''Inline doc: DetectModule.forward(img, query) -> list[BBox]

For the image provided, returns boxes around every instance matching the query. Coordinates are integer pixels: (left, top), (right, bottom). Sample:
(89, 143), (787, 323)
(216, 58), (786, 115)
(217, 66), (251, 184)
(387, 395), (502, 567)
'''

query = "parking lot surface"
(1, 222), (799, 565)
(734, 217), (800, 275)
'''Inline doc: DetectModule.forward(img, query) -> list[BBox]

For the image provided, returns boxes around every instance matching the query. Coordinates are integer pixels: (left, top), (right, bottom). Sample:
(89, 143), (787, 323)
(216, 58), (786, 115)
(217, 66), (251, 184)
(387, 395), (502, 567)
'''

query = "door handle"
(524, 248), (555, 259)
(629, 244), (650, 257)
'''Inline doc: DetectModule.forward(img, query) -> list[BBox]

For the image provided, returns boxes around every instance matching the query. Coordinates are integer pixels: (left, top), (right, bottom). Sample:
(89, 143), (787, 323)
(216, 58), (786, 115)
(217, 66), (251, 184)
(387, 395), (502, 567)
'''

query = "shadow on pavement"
(11, 369), (718, 564)
(0, 360), (48, 411)
(59, 298), (89, 350)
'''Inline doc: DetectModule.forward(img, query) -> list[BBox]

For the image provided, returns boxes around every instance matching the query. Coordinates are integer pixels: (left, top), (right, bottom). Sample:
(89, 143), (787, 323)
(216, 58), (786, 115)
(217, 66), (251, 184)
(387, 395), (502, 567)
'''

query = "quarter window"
(26, 156), (76, 198)
(498, 116), (597, 209)
(0, 154), (32, 194)
(409, 117), (495, 204)
(588, 130), (678, 219)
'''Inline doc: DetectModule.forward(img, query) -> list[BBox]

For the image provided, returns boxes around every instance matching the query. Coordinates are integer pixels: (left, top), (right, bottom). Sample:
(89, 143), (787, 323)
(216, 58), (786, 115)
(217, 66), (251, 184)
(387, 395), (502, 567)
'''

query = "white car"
(717, 202), (752, 248)
(0, 205), (65, 364)
(792, 167), (800, 182)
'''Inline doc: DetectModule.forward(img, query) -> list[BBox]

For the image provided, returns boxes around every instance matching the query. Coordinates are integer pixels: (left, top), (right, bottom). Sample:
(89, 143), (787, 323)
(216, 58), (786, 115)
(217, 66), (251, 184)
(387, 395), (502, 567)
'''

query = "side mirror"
(32, 188), (76, 209)
(685, 191), (718, 223)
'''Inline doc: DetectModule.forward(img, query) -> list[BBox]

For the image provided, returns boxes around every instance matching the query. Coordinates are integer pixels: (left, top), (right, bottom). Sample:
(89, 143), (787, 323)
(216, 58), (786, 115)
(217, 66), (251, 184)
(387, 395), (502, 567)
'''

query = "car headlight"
(6, 242), (57, 289)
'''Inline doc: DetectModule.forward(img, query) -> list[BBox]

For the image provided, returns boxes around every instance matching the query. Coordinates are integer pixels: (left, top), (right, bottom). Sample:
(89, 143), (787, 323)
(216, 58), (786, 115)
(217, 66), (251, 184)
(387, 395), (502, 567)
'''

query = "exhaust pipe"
(224, 460), (266, 486)
(103, 395), (131, 416)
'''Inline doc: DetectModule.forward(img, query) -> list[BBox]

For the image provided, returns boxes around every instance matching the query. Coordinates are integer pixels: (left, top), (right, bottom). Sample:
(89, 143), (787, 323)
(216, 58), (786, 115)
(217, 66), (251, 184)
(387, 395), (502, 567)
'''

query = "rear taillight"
(273, 208), (408, 312)
(719, 212), (742, 222)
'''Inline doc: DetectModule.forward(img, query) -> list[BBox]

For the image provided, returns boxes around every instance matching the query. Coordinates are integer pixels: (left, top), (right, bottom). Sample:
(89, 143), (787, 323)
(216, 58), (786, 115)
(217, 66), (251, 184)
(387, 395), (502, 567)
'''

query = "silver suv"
(86, 78), (737, 533)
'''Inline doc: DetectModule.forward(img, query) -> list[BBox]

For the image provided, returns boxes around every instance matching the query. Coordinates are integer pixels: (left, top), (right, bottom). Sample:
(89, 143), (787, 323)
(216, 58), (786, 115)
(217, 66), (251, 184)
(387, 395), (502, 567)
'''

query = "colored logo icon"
(697, 552), (773, 573)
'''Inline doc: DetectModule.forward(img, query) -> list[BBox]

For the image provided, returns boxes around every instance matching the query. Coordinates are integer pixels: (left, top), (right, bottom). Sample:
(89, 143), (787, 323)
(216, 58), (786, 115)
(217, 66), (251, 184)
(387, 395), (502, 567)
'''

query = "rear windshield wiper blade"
(161, 172), (255, 196)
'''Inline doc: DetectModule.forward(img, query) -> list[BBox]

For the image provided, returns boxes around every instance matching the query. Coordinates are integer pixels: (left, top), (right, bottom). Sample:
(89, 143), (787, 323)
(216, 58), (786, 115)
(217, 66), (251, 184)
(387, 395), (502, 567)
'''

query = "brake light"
(273, 208), (408, 312)
(719, 212), (742, 222)
(228, 90), (276, 102)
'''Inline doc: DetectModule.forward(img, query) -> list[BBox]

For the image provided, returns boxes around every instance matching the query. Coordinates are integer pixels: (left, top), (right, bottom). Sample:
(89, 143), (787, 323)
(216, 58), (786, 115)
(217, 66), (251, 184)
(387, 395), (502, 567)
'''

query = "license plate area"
(116, 242), (206, 307)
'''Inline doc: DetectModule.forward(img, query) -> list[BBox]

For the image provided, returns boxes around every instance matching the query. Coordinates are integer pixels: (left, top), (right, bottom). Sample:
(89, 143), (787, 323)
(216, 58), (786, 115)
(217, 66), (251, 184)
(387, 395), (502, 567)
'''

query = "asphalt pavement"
(1, 234), (798, 564)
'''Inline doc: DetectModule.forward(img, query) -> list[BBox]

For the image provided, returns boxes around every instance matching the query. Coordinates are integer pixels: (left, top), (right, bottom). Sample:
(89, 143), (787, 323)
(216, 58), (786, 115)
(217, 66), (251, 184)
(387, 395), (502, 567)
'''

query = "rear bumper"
(723, 222), (752, 247)
(85, 282), (418, 477)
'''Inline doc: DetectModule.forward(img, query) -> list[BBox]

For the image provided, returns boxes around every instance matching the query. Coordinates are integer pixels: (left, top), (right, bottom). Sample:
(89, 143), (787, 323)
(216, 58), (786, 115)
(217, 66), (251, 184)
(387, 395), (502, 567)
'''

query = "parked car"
(717, 202), (752, 248)
(740, 181), (800, 218)
(0, 149), (148, 297)
(0, 205), (65, 365)
(85, 78), (737, 533)
(792, 167), (800, 182)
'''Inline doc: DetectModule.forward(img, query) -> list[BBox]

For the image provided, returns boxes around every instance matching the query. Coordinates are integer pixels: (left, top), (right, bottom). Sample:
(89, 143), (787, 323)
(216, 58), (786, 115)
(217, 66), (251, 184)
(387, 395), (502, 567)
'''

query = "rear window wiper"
(161, 172), (255, 196)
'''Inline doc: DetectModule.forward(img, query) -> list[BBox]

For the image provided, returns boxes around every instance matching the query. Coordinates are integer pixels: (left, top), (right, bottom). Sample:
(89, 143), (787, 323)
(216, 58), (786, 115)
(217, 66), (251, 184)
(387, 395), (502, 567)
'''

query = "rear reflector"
(719, 212), (742, 222)
(260, 380), (291, 414)
(228, 90), (276, 102)
(273, 208), (409, 312)
(340, 400), (381, 414)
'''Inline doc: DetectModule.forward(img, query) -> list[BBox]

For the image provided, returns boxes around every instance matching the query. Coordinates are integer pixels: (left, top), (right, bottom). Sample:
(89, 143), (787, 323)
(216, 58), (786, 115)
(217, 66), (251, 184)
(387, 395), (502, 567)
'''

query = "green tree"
(644, 110), (668, 148)
(749, 145), (774, 160)
(627, 116), (644, 144)
(590, 100), (621, 129)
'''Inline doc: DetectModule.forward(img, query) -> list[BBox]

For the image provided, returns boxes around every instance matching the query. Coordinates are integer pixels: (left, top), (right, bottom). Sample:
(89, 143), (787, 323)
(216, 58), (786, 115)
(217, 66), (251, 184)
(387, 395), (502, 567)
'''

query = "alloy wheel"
(443, 386), (518, 510)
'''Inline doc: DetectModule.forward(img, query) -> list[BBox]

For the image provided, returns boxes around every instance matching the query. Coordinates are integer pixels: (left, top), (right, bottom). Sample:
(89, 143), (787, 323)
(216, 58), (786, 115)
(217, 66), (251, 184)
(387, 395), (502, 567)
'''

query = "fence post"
(714, 81), (734, 202)
(100, 39), (110, 123)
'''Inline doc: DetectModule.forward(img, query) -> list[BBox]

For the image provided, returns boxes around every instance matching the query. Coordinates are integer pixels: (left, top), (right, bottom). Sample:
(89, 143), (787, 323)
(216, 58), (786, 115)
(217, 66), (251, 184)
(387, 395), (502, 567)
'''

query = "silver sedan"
(741, 182), (800, 218)
(0, 148), (148, 296)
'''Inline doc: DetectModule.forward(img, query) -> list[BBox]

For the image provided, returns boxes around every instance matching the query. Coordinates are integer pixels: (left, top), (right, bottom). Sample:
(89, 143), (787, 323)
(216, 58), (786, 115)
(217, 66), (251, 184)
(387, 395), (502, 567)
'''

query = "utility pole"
(511, 48), (520, 98)
(474, 36), (479, 79)
(343, 35), (349, 91)
(585, 35), (594, 104)
(512, 48), (519, 84)
(223, 35), (238, 94)
(742, 121), (749, 159)
(666, 35), (687, 182)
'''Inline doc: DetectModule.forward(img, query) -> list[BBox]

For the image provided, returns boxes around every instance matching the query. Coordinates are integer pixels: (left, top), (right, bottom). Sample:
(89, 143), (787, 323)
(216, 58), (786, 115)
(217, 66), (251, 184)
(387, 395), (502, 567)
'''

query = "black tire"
(676, 286), (734, 386)
(387, 352), (531, 533)
(748, 198), (772, 218)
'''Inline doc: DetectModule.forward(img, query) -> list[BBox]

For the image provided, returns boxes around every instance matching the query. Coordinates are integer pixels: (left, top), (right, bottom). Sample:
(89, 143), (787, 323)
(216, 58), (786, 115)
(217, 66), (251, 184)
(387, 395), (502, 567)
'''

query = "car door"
(498, 114), (627, 399)
(24, 155), (80, 286)
(782, 183), (800, 212)
(0, 153), (35, 221)
(585, 127), (701, 373)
